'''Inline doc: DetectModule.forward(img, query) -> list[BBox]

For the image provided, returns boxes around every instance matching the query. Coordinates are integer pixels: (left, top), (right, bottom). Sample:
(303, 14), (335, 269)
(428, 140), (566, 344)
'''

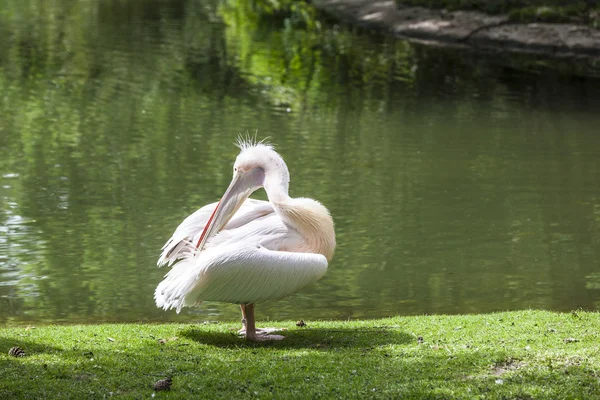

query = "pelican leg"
(238, 304), (247, 334)
(238, 303), (285, 341)
(245, 303), (258, 339)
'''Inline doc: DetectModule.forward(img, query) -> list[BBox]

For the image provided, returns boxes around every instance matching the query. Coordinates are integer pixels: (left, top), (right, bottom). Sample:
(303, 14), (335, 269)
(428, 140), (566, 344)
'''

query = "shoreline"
(314, 0), (600, 60)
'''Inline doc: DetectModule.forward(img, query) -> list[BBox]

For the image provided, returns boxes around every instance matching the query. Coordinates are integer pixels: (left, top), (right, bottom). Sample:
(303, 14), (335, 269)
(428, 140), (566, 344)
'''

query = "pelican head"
(195, 142), (289, 250)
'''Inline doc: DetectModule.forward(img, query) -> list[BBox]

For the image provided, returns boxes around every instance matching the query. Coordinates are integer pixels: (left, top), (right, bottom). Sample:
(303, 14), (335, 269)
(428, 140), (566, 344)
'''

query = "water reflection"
(1, 0), (600, 325)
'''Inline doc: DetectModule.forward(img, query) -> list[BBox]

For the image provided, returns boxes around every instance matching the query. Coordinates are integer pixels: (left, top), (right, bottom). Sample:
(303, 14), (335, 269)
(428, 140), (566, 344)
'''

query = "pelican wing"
(158, 199), (274, 266)
(155, 243), (328, 312)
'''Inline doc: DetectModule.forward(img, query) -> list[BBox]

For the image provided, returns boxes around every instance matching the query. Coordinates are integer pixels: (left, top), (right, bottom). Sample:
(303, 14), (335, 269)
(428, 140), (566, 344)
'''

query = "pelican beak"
(195, 168), (264, 251)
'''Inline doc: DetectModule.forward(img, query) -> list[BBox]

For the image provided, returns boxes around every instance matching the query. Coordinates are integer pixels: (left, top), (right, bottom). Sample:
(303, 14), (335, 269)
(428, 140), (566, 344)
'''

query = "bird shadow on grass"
(0, 336), (62, 356)
(179, 326), (414, 349)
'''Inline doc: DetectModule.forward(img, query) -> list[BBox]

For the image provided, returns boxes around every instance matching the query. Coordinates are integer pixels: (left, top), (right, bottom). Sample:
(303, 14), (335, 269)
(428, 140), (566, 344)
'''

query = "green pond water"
(1, 0), (600, 325)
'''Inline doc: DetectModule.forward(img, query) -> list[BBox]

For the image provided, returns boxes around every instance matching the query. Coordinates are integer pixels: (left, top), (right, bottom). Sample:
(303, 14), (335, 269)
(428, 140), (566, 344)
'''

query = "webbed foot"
(246, 332), (285, 341)
(238, 327), (286, 340)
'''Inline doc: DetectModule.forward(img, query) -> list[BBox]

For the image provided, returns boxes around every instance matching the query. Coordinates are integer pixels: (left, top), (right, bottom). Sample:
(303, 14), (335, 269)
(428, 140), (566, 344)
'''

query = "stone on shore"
(314, 0), (600, 58)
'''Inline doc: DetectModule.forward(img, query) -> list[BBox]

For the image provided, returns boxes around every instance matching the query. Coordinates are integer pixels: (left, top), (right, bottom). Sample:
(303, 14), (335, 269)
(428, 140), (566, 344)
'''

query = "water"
(1, 0), (600, 325)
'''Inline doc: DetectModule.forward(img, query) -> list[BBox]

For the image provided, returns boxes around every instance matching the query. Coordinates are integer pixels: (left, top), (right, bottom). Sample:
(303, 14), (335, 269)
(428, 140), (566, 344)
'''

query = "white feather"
(157, 199), (273, 267)
(154, 243), (327, 313)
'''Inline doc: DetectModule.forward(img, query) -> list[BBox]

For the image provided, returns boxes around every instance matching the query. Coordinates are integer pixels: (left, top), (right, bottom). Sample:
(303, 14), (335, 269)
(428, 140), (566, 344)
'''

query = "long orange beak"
(195, 170), (262, 251)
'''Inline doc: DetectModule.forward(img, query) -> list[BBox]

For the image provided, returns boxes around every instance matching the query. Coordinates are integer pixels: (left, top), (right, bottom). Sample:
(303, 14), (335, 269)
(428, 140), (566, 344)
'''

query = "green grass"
(1, 310), (599, 399)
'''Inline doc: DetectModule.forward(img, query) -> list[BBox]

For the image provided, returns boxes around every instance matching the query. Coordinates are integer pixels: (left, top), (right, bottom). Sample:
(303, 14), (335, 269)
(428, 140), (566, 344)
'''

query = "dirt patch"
(492, 358), (526, 376)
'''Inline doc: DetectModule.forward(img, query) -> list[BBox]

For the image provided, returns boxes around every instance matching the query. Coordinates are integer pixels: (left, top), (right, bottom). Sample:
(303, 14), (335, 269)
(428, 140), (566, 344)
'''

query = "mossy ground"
(1, 310), (599, 399)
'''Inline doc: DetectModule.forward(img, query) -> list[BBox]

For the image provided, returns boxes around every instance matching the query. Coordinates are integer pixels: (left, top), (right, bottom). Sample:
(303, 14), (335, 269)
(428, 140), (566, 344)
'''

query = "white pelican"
(155, 139), (335, 341)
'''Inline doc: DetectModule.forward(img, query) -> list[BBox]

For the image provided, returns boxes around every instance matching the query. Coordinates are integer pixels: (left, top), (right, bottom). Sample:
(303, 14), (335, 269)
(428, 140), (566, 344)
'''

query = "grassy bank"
(1, 310), (599, 399)
(395, 0), (599, 26)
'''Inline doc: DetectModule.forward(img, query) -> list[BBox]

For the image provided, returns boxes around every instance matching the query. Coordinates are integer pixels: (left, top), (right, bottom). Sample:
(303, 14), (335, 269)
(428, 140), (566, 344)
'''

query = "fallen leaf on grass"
(158, 337), (179, 344)
(8, 346), (26, 357)
(154, 377), (172, 391)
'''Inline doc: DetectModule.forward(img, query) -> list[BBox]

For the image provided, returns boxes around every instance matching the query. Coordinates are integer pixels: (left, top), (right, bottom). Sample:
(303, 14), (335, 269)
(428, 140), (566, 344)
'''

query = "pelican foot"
(247, 333), (285, 341)
(238, 327), (286, 336)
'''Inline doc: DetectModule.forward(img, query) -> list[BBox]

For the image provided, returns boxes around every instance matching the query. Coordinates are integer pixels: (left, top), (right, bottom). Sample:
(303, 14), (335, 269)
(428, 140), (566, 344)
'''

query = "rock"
(313, 0), (600, 59)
